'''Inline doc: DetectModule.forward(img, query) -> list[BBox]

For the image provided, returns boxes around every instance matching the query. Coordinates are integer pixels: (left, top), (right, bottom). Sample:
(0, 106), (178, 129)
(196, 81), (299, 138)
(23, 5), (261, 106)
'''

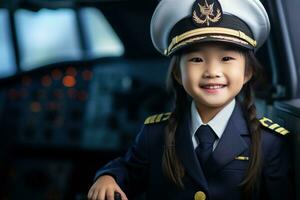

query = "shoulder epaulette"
(144, 112), (171, 125)
(259, 117), (289, 136)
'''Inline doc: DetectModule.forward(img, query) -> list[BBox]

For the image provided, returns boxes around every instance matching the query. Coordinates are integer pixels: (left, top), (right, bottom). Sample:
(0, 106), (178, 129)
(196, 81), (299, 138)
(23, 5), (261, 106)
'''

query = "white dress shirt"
(190, 99), (236, 150)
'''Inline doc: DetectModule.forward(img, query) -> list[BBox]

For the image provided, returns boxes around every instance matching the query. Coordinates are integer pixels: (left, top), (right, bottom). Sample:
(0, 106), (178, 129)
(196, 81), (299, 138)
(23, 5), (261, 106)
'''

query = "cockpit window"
(1, 7), (124, 76)
(0, 9), (16, 78)
(80, 7), (124, 57)
(15, 8), (82, 71)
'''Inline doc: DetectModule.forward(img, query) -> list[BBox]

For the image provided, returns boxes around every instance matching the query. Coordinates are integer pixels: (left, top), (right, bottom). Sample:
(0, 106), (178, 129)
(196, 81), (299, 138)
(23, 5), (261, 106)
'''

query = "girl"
(88, 0), (292, 199)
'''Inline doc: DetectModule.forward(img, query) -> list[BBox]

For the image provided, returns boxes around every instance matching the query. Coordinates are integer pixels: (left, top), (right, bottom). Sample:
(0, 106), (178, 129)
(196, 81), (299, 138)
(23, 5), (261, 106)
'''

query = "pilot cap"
(150, 0), (270, 56)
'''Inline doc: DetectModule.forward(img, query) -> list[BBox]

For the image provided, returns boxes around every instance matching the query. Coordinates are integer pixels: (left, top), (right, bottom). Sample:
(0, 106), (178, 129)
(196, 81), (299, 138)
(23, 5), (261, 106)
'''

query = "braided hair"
(161, 45), (263, 197)
(240, 51), (263, 199)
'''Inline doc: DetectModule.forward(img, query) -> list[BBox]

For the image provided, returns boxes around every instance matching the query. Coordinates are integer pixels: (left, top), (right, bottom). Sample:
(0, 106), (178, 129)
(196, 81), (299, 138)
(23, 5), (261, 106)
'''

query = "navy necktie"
(195, 125), (217, 169)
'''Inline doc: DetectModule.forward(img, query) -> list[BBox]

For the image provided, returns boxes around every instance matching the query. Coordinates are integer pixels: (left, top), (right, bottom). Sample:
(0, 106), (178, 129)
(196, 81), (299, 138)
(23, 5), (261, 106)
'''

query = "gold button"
(194, 191), (206, 200)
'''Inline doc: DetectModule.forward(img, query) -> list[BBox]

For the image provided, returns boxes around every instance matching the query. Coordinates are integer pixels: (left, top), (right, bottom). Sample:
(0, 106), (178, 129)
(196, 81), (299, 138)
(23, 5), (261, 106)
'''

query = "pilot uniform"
(95, 100), (291, 200)
(94, 0), (293, 199)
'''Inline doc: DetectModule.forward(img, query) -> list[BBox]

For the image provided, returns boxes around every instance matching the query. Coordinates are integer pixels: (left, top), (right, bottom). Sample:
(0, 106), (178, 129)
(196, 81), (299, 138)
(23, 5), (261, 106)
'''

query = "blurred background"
(0, 0), (299, 199)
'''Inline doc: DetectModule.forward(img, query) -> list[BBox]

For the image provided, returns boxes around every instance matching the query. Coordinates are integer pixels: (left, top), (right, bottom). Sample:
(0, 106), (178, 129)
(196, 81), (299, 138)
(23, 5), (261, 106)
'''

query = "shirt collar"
(190, 99), (236, 139)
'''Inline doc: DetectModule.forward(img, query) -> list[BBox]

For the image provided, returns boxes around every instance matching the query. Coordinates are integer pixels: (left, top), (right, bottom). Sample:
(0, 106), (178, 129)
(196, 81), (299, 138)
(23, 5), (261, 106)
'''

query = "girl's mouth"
(200, 84), (227, 94)
(201, 84), (226, 89)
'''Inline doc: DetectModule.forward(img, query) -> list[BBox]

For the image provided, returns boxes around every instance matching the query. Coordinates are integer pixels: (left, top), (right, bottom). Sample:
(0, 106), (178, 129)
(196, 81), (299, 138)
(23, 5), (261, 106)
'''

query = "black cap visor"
(168, 34), (253, 56)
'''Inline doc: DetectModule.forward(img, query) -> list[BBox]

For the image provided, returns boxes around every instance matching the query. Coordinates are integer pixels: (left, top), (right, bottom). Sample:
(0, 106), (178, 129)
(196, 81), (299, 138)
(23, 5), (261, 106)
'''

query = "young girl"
(88, 0), (292, 199)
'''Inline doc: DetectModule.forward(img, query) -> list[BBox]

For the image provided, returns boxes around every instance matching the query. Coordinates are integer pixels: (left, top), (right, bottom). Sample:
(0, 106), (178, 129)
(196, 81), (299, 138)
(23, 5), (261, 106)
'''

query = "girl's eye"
(222, 57), (234, 61)
(189, 57), (203, 62)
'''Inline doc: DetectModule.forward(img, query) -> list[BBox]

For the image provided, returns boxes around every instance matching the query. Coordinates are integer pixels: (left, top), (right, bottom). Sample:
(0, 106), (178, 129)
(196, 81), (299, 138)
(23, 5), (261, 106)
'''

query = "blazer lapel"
(175, 109), (209, 191)
(206, 102), (249, 173)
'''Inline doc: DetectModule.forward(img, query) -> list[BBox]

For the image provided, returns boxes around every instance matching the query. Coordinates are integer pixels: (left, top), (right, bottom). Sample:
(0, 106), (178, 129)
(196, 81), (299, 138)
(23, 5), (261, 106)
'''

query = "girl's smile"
(200, 83), (227, 94)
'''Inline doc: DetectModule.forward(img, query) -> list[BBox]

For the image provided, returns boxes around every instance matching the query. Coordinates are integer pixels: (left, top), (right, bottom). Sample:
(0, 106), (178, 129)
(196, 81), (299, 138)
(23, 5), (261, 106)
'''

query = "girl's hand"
(87, 175), (128, 200)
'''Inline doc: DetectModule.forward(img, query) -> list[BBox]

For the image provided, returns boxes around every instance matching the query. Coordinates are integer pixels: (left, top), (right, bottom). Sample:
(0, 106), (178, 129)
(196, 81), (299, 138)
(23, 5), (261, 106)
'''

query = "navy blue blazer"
(94, 103), (292, 200)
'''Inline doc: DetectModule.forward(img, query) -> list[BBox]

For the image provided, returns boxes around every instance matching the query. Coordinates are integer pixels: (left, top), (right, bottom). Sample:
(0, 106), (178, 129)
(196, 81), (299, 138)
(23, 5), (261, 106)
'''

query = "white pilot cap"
(151, 0), (270, 56)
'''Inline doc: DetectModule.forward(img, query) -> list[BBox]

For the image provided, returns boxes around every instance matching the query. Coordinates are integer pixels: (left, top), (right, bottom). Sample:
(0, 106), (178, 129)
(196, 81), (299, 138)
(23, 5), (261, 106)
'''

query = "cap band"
(165, 27), (257, 56)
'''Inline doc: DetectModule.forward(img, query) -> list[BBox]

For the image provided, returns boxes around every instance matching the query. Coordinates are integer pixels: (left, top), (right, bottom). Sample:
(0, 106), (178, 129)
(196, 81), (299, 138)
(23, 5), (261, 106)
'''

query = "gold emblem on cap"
(194, 191), (206, 200)
(193, 0), (221, 26)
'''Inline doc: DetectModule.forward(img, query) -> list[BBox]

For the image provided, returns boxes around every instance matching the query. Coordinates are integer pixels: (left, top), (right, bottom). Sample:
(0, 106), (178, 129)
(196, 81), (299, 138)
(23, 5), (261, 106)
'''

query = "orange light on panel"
(82, 70), (93, 81)
(41, 75), (52, 87)
(30, 102), (41, 113)
(51, 69), (62, 80)
(63, 75), (76, 88)
(66, 67), (77, 76)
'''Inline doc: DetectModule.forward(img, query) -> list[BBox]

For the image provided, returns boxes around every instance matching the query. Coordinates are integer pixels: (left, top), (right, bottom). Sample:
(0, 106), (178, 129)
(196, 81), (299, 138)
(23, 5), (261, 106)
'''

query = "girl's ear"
(172, 68), (182, 85)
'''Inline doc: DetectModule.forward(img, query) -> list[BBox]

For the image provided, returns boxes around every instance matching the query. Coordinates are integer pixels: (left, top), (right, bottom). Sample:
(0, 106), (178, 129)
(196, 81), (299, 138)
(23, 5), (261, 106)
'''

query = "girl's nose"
(202, 62), (223, 78)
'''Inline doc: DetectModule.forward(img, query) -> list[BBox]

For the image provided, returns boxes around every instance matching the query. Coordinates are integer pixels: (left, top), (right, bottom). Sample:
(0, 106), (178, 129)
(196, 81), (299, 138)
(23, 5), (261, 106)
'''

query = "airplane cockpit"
(0, 0), (299, 199)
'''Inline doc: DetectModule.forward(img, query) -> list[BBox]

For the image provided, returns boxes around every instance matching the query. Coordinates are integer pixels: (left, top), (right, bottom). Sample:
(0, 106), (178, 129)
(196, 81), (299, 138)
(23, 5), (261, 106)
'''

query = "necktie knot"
(195, 125), (217, 145)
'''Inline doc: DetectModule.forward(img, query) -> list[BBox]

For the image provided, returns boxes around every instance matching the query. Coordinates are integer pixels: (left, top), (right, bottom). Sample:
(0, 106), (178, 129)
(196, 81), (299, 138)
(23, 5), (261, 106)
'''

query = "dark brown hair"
(162, 44), (263, 197)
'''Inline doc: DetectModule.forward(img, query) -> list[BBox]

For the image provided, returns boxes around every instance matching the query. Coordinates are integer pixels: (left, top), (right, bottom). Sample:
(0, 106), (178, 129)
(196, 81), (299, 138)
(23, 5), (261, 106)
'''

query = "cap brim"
(168, 36), (253, 56)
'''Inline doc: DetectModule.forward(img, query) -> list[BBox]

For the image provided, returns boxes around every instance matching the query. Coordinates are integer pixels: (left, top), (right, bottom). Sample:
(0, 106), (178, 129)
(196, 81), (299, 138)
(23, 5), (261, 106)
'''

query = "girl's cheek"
(227, 67), (244, 77)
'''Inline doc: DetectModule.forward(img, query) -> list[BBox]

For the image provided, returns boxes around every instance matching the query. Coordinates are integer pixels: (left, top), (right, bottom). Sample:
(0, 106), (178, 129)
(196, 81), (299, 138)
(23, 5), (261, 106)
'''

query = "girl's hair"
(162, 44), (263, 198)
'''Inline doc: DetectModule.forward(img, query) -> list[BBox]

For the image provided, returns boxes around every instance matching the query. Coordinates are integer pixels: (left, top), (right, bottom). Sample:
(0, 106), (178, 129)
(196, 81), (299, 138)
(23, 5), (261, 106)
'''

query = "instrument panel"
(0, 58), (170, 199)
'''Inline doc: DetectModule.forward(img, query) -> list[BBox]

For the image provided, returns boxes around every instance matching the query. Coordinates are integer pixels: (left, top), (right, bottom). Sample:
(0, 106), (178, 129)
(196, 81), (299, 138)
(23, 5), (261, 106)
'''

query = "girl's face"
(176, 43), (252, 111)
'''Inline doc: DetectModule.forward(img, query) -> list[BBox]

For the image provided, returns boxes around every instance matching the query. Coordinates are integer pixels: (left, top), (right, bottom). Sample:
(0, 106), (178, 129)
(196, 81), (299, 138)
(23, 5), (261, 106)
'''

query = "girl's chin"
(195, 99), (229, 109)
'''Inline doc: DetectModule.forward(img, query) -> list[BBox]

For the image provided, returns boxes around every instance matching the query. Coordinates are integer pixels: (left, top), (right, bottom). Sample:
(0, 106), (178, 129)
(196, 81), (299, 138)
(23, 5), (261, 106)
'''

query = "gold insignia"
(144, 112), (171, 125)
(193, 0), (222, 26)
(259, 117), (290, 135)
(235, 156), (250, 161)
